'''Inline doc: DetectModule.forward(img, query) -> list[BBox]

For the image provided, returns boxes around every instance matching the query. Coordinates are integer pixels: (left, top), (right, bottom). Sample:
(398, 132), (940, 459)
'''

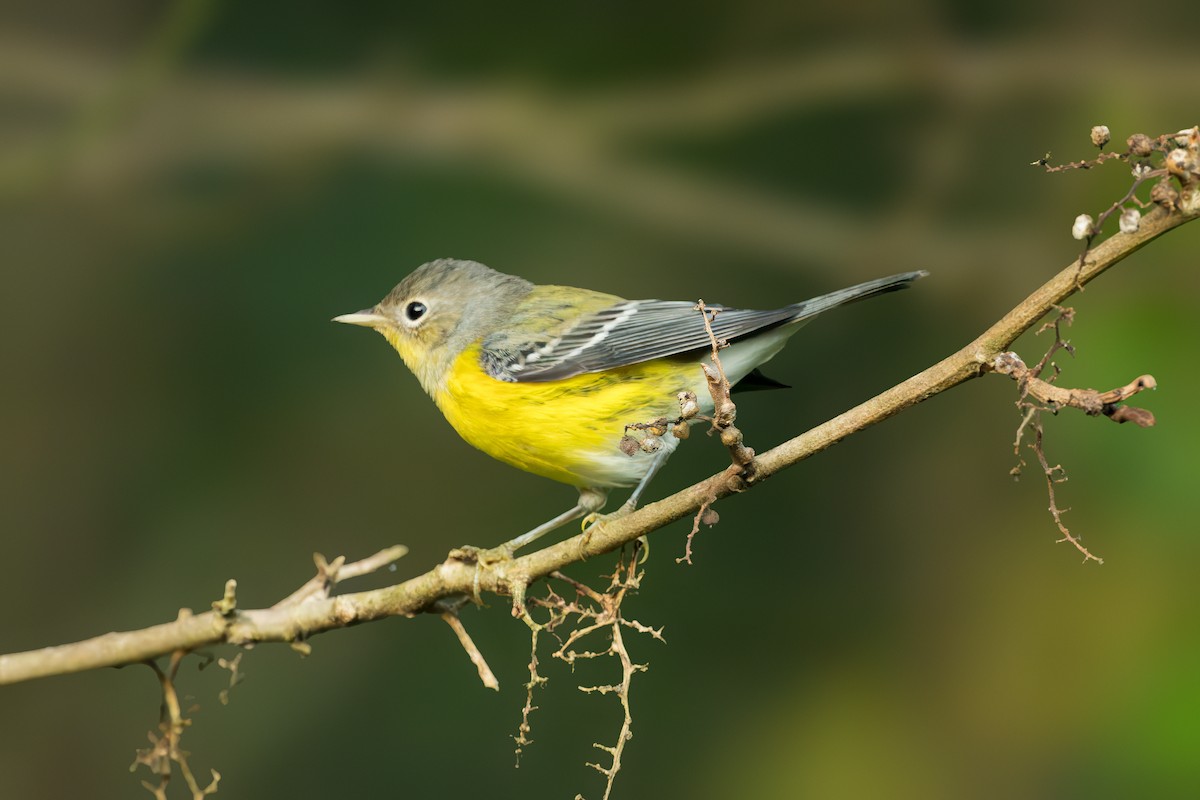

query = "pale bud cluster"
(1071, 214), (1095, 240)
(1070, 125), (1200, 242)
(620, 407), (686, 456)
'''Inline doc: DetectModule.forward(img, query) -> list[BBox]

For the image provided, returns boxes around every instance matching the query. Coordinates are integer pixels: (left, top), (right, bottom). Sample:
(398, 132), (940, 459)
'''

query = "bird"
(335, 258), (925, 552)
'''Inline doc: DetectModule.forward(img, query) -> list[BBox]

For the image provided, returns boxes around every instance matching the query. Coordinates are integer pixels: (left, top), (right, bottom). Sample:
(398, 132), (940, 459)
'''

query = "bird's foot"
(448, 544), (543, 627)
(577, 500), (641, 555)
(448, 544), (517, 605)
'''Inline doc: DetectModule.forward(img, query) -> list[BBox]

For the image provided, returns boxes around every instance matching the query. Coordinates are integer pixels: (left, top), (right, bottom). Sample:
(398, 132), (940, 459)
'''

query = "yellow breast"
(433, 343), (691, 488)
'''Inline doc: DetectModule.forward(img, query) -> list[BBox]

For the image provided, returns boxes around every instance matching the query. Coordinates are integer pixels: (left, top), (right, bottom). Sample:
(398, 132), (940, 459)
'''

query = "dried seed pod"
(639, 436), (663, 453)
(1150, 180), (1179, 209)
(1166, 148), (1197, 179)
(1071, 214), (1094, 240)
(1126, 133), (1153, 157)
(677, 391), (700, 420)
(1118, 208), (1141, 234)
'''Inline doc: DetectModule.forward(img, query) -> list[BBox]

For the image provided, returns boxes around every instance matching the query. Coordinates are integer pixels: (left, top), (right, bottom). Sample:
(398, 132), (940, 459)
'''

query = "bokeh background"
(2, 2), (1198, 798)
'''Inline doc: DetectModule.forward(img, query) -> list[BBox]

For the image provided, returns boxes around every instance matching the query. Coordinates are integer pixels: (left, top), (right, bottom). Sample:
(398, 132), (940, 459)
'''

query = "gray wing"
(494, 300), (798, 382)
(486, 271), (926, 383)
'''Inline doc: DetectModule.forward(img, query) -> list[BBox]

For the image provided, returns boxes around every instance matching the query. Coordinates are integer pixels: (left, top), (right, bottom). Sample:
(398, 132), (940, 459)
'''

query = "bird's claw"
(448, 544), (516, 605)
(577, 502), (637, 555)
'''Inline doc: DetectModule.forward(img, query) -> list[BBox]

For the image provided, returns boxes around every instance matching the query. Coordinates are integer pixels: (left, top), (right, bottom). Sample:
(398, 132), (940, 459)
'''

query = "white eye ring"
(402, 299), (428, 328)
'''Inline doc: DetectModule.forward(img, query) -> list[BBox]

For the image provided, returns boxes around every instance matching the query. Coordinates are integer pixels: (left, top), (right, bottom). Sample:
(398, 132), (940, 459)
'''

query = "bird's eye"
(404, 301), (427, 322)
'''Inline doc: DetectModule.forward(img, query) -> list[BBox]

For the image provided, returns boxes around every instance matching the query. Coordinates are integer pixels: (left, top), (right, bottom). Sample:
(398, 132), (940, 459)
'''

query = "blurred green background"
(2, 2), (1198, 798)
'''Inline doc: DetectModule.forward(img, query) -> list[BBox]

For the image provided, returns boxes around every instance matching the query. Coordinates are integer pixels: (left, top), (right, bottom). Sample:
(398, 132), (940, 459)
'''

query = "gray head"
(334, 258), (533, 393)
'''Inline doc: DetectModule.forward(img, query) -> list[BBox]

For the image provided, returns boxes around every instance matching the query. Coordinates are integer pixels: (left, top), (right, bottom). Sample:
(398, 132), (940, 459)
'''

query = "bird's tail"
(789, 270), (928, 322)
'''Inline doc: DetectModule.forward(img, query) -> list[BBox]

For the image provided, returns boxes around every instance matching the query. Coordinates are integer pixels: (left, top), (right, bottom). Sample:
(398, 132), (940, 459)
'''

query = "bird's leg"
(622, 444), (673, 513)
(450, 488), (609, 605)
(504, 485), (608, 552)
(579, 446), (673, 556)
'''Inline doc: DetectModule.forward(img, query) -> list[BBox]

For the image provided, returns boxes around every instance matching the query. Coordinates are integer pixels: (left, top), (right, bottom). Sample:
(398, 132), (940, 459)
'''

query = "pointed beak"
(333, 308), (388, 327)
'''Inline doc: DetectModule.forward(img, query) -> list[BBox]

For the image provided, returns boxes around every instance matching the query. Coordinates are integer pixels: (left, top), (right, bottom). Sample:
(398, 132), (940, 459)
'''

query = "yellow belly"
(434, 344), (692, 488)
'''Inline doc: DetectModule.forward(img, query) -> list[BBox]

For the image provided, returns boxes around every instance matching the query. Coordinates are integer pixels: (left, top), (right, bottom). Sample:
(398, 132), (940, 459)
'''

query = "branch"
(991, 350), (1157, 426)
(1, 186), (1196, 686)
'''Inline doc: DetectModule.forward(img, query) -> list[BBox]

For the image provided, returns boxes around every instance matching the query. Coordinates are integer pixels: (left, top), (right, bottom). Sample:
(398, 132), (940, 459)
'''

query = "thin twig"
(1032, 424), (1103, 564)
(677, 494), (718, 566)
(695, 301), (756, 473)
(132, 649), (221, 799)
(516, 553), (660, 796)
(512, 626), (546, 766)
(439, 608), (499, 691)
(275, 545), (408, 608)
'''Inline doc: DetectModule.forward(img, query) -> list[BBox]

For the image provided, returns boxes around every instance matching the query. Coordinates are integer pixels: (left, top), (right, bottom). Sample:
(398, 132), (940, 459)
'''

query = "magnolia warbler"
(335, 259), (924, 550)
